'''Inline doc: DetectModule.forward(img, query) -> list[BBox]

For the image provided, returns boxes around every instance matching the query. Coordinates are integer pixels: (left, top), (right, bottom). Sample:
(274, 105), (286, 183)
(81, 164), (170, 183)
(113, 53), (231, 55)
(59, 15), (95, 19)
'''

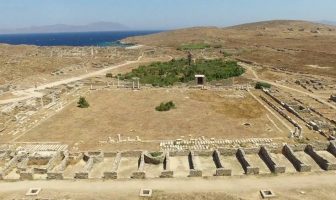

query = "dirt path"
(0, 172), (336, 198)
(248, 90), (293, 133)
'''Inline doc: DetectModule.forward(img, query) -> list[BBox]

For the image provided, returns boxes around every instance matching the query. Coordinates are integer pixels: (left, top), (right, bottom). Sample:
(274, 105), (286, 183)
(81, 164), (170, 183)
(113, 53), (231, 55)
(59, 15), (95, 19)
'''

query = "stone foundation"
(213, 150), (232, 176)
(283, 145), (311, 172)
(305, 145), (336, 171)
(104, 153), (122, 179)
(236, 149), (259, 175)
(144, 151), (164, 165)
(47, 172), (63, 180)
(160, 152), (173, 178)
(20, 170), (34, 180)
(327, 142), (336, 157)
(103, 171), (118, 179)
(188, 151), (202, 177)
(74, 172), (89, 179)
(259, 147), (286, 173)
(132, 152), (146, 179)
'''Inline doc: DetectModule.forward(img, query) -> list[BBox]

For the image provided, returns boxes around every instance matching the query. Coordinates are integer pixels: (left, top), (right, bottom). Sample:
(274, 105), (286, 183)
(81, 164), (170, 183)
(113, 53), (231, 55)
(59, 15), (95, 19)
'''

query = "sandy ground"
(270, 153), (297, 173)
(1, 172), (336, 199)
(221, 156), (245, 176)
(118, 157), (139, 179)
(16, 88), (289, 151)
(197, 156), (216, 177)
(90, 157), (116, 179)
(170, 157), (190, 177)
(294, 151), (324, 172)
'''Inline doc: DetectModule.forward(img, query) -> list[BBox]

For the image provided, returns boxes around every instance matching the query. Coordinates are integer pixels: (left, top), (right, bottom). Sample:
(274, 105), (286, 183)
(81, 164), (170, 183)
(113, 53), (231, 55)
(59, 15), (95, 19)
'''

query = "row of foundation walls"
(1, 143), (336, 180)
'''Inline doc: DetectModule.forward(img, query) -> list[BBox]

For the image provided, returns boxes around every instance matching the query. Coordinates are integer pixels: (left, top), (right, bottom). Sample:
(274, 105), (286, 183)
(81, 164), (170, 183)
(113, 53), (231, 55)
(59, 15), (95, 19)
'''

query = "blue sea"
(0, 31), (161, 47)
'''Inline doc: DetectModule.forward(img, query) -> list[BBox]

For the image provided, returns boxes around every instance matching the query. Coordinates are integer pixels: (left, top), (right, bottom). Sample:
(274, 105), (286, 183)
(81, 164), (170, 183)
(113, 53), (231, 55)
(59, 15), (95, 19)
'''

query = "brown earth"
(16, 88), (288, 150)
(123, 20), (336, 78)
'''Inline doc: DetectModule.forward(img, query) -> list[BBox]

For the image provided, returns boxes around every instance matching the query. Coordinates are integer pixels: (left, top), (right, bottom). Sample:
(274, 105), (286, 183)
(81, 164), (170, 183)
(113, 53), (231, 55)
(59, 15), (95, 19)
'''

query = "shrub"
(106, 73), (113, 78)
(77, 97), (90, 108)
(150, 152), (163, 157)
(255, 82), (271, 89)
(178, 43), (210, 50)
(121, 59), (245, 86)
(155, 101), (176, 112)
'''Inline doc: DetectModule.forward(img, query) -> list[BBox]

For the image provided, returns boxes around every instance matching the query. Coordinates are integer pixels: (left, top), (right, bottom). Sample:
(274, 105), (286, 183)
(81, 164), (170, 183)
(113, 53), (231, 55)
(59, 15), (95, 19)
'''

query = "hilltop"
(123, 20), (336, 77)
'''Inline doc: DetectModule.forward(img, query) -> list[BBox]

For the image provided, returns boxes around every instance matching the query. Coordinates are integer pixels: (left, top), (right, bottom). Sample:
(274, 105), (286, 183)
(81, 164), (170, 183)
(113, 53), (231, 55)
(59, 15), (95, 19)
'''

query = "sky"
(1, 0), (336, 30)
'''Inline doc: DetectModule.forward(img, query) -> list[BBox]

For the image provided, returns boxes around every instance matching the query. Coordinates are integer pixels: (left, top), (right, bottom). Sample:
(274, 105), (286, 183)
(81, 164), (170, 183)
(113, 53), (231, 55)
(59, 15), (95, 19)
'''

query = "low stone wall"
(160, 152), (173, 178)
(68, 152), (84, 165)
(282, 145), (311, 172)
(305, 145), (336, 171)
(218, 148), (237, 156)
(144, 152), (164, 165)
(132, 152), (146, 179)
(121, 151), (142, 157)
(311, 142), (329, 151)
(104, 152), (118, 158)
(193, 150), (213, 156)
(242, 147), (260, 155)
(20, 169), (33, 180)
(236, 149), (259, 175)
(104, 153), (121, 179)
(0, 155), (20, 179)
(290, 144), (308, 152)
(169, 150), (189, 157)
(75, 157), (95, 179)
(259, 147), (285, 173)
(213, 150), (231, 176)
(74, 172), (89, 179)
(328, 142), (336, 157)
(103, 171), (118, 179)
(46, 152), (64, 171)
(188, 151), (202, 177)
(59, 151), (70, 171)
(47, 172), (63, 180)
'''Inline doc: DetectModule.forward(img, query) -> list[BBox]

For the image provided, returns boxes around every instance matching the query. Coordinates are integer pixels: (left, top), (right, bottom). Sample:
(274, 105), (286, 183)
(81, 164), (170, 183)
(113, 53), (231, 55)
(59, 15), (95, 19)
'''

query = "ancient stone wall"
(328, 142), (336, 156)
(75, 156), (95, 179)
(47, 172), (63, 180)
(144, 151), (164, 165)
(193, 150), (213, 156)
(282, 145), (311, 172)
(305, 145), (336, 171)
(132, 152), (145, 179)
(236, 149), (259, 175)
(121, 151), (142, 157)
(104, 152), (117, 158)
(160, 152), (173, 178)
(0, 155), (20, 179)
(188, 151), (202, 177)
(218, 148), (237, 156)
(20, 169), (33, 180)
(213, 150), (232, 176)
(259, 147), (285, 173)
(104, 153), (121, 179)
(169, 150), (190, 157)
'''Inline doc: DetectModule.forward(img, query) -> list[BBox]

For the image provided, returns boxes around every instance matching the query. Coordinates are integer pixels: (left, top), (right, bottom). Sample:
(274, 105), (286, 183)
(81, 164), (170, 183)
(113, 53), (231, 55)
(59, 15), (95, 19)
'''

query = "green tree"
(77, 97), (90, 108)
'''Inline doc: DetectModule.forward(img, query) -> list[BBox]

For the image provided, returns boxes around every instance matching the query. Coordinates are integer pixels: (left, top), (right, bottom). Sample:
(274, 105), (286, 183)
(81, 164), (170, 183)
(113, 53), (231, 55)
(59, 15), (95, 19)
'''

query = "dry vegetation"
(0, 44), (139, 85)
(17, 88), (288, 150)
(123, 20), (336, 77)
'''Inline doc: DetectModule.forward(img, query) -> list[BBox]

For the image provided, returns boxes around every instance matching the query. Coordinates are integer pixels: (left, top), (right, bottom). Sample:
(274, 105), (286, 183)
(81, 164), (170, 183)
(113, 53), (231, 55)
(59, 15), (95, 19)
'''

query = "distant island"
(0, 22), (129, 34)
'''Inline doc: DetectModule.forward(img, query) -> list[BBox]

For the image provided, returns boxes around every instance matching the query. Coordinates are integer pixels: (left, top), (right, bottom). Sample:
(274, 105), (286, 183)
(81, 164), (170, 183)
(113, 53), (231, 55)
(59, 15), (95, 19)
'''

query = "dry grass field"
(17, 88), (288, 150)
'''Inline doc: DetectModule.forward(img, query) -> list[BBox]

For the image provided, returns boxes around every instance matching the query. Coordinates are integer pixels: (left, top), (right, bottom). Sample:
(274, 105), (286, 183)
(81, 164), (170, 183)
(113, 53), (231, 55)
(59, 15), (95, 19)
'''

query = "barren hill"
(123, 20), (336, 77)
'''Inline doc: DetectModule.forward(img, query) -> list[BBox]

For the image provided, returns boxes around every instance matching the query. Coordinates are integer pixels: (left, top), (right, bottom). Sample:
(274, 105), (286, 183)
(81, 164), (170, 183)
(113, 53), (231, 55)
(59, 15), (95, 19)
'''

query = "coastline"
(0, 30), (161, 47)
